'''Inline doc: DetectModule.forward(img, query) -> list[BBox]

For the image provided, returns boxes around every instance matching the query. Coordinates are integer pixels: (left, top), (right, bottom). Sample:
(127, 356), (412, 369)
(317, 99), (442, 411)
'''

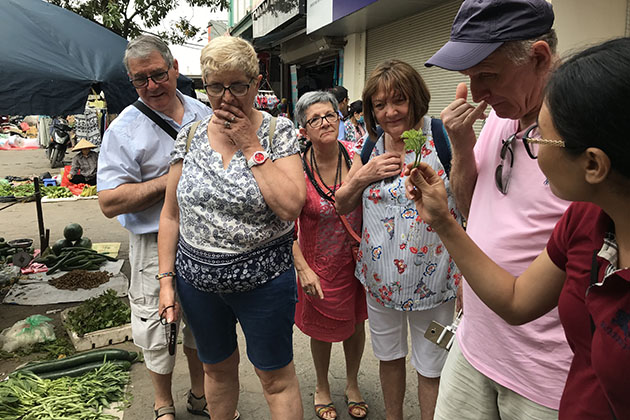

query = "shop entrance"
(296, 58), (338, 97)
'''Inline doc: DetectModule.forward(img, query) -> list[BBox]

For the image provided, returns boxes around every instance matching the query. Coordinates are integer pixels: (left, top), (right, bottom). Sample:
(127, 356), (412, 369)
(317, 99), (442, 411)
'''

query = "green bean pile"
(0, 362), (130, 419)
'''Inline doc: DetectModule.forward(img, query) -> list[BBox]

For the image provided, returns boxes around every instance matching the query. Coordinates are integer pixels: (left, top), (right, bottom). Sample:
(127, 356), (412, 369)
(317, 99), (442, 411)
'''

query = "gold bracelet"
(155, 271), (176, 281)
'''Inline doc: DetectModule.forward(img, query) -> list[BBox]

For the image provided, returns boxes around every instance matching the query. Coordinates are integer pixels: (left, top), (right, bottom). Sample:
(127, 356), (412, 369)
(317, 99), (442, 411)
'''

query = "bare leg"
(255, 360), (303, 420)
(379, 358), (406, 420)
(311, 338), (335, 418)
(418, 373), (439, 420)
(183, 345), (205, 397)
(148, 370), (174, 420)
(343, 322), (366, 417)
(203, 349), (240, 420)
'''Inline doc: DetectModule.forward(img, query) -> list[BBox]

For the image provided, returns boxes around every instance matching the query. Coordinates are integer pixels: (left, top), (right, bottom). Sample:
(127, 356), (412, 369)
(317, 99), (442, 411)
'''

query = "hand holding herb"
(402, 129), (427, 168)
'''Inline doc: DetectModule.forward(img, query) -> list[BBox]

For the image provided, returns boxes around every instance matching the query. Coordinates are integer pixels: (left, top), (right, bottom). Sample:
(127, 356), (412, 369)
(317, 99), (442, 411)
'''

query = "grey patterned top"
(171, 112), (299, 253)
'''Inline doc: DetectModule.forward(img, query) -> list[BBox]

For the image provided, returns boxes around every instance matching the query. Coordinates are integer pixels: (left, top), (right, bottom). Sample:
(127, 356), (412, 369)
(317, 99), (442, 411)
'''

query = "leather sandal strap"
(154, 405), (175, 419)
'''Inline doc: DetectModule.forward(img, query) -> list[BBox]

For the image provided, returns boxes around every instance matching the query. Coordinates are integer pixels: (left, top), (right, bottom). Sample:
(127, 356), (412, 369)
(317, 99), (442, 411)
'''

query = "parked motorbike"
(47, 117), (72, 168)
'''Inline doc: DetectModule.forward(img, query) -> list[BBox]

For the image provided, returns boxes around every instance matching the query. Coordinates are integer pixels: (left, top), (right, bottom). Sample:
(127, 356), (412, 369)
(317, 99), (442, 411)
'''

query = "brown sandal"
(154, 405), (175, 420)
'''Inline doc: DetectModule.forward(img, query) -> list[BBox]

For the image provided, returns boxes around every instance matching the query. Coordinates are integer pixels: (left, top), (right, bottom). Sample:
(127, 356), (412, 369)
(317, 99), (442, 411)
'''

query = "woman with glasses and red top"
(292, 91), (368, 420)
(406, 38), (630, 420)
(157, 35), (306, 420)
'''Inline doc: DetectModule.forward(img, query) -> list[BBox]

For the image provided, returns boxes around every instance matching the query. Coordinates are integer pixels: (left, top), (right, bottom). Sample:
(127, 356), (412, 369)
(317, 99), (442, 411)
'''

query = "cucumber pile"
(14, 348), (137, 379)
(36, 223), (114, 274)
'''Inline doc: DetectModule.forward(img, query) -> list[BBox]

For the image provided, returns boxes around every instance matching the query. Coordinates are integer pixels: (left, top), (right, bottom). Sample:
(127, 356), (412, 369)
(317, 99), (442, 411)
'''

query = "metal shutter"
(366, 1), (470, 120)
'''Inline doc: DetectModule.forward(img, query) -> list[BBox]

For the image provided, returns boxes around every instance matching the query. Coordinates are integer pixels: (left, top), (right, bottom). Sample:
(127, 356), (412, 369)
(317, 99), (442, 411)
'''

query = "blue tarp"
(0, 0), (194, 115)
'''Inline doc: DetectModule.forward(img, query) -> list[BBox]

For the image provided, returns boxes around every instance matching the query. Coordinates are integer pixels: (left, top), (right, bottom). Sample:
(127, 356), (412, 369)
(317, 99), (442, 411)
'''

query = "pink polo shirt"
(458, 111), (573, 409)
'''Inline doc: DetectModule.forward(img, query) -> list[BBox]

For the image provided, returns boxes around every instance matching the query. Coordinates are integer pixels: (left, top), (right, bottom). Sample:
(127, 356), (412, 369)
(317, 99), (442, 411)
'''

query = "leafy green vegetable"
(402, 129), (428, 168)
(0, 336), (76, 360)
(0, 362), (130, 419)
(65, 289), (131, 336)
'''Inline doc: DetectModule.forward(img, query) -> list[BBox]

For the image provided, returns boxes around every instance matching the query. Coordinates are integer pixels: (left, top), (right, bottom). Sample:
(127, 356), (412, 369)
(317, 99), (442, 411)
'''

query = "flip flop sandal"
(346, 397), (369, 419)
(314, 402), (337, 420)
(154, 405), (175, 420)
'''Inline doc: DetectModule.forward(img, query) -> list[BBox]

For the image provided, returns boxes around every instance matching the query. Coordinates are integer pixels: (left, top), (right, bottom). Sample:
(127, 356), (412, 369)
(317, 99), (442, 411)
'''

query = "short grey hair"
(498, 29), (558, 65)
(124, 35), (174, 73)
(295, 91), (339, 128)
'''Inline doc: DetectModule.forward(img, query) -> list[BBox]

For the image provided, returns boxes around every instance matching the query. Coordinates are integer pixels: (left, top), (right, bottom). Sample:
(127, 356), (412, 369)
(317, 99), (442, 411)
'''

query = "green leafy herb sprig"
(401, 129), (427, 168)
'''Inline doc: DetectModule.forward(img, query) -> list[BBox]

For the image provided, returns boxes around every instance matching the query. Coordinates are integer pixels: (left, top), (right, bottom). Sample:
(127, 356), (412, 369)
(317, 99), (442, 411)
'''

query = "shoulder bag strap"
(185, 120), (202, 153)
(431, 118), (452, 177)
(268, 116), (277, 154)
(339, 214), (361, 244)
(132, 100), (178, 140)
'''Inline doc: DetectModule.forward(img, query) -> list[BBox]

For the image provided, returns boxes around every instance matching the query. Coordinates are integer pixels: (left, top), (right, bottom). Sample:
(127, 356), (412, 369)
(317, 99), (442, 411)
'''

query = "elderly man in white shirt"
(97, 35), (215, 420)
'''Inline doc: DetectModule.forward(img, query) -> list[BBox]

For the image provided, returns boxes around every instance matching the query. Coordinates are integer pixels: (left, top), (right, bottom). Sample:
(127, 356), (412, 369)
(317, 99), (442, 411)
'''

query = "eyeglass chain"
(303, 141), (352, 203)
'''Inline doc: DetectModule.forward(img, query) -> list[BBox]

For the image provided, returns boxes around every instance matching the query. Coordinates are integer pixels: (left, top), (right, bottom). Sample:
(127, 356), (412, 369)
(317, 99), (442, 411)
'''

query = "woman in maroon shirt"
(405, 38), (630, 419)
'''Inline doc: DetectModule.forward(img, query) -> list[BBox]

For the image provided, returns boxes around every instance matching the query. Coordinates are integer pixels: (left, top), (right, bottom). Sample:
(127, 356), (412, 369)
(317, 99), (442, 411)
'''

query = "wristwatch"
(247, 150), (269, 168)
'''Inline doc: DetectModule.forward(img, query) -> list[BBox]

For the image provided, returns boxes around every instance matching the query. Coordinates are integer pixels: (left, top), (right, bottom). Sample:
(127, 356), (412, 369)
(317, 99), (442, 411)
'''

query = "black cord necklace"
(303, 141), (352, 203)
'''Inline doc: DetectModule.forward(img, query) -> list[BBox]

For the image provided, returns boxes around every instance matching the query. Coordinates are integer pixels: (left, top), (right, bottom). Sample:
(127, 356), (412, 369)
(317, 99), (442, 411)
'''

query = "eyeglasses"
(130, 70), (170, 88)
(523, 124), (566, 159)
(306, 112), (339, 129)
(495, 133), (516, 195)
(203, 79), (254, 97)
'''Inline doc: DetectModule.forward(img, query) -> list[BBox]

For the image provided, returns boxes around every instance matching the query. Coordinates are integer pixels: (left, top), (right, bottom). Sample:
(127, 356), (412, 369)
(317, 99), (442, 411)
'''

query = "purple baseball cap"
(425, 0), (554, 71)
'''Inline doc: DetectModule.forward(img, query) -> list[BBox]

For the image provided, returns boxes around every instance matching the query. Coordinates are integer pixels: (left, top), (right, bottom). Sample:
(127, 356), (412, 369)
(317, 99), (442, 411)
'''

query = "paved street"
(0, 148), (425, 419)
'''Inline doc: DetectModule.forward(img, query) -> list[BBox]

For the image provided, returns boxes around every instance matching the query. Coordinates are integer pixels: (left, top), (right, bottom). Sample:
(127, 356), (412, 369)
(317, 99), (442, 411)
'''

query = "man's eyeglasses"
(523, 124), (566, 159)
(204, 80), (254, 97)
(306, 112), (339, 129)
(495, 133), (516, 195)
(130, 70), (170, 88)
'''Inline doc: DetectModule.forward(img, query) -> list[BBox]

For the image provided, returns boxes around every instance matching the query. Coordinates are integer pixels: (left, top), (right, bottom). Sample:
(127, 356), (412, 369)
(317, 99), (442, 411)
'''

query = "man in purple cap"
(425, 1), (572, 419)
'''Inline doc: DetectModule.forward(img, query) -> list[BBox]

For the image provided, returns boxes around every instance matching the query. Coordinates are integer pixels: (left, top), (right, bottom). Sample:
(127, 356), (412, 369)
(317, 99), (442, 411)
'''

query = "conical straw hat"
(72, 139), (96, 151)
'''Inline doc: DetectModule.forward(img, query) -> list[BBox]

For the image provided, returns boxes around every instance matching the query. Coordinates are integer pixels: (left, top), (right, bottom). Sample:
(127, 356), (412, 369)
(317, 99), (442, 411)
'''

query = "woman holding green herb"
(335, 59), (462, 420)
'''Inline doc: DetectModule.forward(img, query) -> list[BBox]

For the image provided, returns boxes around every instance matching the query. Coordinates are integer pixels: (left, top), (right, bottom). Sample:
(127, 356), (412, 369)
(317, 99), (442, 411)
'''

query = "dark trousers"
(69, 174), (96, 185)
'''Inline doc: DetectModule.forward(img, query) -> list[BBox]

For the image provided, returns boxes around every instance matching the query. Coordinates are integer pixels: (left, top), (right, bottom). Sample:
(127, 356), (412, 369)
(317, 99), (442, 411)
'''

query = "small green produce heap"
(65, 289), (131, 336)
(41, 185), (73, 199)
(36, 223), (116, 274)
(1, 360), (132, 419)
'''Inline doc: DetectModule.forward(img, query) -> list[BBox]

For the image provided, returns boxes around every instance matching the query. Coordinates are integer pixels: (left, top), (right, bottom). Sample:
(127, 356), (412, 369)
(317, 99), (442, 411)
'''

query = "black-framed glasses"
(130, 70), (170, 88)
(306, 112), (339, 129)
(523, 124), (566, 159)
(203, 79), (254, 97)
(495, 133), (516, 194)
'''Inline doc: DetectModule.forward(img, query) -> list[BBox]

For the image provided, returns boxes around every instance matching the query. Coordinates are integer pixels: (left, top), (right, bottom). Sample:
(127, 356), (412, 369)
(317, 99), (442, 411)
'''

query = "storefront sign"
(307, 0), (377, 34)
(253, 0), (301, 38)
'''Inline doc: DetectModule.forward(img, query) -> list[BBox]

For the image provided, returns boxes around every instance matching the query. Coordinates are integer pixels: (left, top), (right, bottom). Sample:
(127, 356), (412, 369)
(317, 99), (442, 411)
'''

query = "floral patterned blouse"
(354, 115), (462, 311)
(171, 112), (300, 253)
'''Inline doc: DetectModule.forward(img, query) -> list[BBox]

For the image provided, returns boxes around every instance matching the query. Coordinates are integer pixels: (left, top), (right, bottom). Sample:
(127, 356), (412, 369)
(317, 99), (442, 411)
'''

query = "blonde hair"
(200, 36), (259, 82)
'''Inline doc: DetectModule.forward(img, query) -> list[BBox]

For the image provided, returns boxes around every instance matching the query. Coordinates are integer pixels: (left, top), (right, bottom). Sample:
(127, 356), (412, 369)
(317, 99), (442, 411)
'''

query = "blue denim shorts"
(177, 268), (298, 370)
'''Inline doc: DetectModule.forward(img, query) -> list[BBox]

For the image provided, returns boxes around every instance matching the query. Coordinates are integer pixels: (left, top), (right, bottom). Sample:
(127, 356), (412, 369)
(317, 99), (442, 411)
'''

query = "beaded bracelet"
(155, 271), (176, 281)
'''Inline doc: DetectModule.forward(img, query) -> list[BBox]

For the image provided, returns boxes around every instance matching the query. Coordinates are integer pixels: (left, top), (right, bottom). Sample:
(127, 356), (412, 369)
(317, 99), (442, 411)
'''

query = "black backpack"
(360, 118), (452, 177)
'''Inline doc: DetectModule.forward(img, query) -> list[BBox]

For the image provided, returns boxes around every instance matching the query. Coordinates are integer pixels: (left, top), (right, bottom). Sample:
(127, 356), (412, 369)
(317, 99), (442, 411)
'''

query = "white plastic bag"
(0, 315), (56, 352)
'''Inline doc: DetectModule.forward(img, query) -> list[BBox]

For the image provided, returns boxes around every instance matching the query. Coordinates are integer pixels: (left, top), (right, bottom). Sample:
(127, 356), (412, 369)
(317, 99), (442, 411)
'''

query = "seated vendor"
(68, 139), (98, 185)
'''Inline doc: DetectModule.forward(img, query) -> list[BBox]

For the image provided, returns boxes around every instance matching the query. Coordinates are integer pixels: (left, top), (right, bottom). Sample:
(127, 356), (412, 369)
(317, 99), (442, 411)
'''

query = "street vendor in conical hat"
(68, 139), (98, 185)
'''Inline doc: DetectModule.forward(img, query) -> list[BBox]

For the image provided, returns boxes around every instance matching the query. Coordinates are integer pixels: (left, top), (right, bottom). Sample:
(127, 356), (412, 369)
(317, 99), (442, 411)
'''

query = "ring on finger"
(230, 115), (236, 122)
(224, 120), (231, 129)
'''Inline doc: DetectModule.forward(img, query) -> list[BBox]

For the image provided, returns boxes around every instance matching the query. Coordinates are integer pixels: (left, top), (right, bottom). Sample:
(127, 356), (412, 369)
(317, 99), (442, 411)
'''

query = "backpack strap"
(431, 118), (452, 177)
(132, 100), (178, 140)
(185, 120), (202, 153)
(360, 126), (384, 165)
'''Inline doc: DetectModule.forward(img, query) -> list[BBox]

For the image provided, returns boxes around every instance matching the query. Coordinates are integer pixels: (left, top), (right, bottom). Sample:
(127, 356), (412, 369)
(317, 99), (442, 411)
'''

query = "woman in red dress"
(293, 91), (368, 420)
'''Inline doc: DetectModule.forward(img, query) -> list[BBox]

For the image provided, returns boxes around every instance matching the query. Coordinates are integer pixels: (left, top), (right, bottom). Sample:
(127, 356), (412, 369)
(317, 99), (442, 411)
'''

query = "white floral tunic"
(171, 112), (299, 253)
(354, 115), (463, 311)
